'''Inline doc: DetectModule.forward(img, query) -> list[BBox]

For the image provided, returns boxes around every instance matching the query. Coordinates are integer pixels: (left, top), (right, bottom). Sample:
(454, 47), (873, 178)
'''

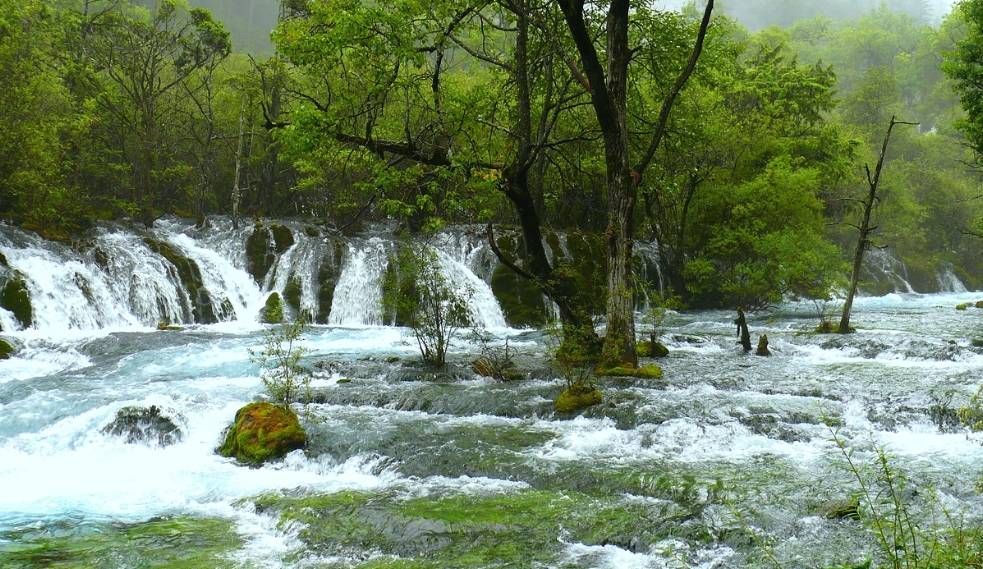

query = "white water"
(328, 238), (390, 326)
(937, 263), (969, 293)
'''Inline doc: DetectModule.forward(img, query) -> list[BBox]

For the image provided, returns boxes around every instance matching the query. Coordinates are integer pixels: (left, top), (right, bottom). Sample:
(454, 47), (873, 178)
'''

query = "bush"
(384, 244), (474, 367)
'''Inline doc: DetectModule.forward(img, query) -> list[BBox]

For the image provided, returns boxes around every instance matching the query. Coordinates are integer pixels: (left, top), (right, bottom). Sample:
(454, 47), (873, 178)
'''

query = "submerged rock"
(818, 497), (860, 520)
(0, 272), (33, 328)
(471, 356), (524, 382)
(218, 402), (306, 465)
(102, 405), (183, 446)
(0, 338), (14, 359)
(261, 292), (284, 324)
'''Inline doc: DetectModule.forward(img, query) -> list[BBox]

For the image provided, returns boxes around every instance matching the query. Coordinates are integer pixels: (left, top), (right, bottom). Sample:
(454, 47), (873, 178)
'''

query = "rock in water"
(555, 386), (603, 413)
(218, 402), (306, 465)
(102, 405), (183, 446)
(636, 340), (669, 358)
(0, 339), (14, 359)
(0, 273), (33, 328)
(261, 292), (284, 324)
(756, 335), (771, 357)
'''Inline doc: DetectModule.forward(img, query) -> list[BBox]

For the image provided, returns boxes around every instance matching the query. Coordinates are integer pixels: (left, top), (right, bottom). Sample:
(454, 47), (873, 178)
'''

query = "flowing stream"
(0, 220), (981, 568)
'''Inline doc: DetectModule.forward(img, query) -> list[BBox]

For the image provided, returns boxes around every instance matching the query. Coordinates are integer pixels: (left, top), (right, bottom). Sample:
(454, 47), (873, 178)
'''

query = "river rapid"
(0, 220), (981, 568)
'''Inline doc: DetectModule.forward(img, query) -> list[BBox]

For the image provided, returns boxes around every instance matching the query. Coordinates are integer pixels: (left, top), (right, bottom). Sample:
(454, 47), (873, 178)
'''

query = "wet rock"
(555, 386), (603, 413)
(957, 303), (971, 311)
(0, 272), (33, 328)
(269, 224), (295, 253)
(261, 292), (284, 324)
(218, 402), (306, 465)
(0, 251), (7, 268)
(596, 364), (663, 379)
(304, 226), (320, 238)
(156, 321), (184, 331)
(471, 356), (524, 382)
(0, 338), (14, 359)
(756, 335), (771, 357)
(315, 250), (342, 323)
(283, 275), (303, 314)
(490, 236), (548, 327)
(246, 224), (276, 284)
(144, 238), (219, 324)
(818, 497), (859, 520)
(102, 405), (183, 446)
(637, 340), (669, 358)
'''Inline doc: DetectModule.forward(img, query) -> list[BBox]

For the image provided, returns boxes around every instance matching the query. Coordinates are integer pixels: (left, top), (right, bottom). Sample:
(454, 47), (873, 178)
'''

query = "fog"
(657, 0), (959, 27)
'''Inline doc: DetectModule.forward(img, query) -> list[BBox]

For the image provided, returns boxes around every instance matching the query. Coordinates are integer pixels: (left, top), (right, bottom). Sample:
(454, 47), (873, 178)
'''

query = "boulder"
(246, 224), (276, 284)
(102, 405), (183, 446)
(0, 338), (14, 359)
(269, 224), (295, 253)
(261, 292), (284, 324)
(636, 340), (669, 358)
(555, 386), (603, 413)
(218, 402), (306, 465)
(819, 498), (860, 520)
(471, 357), (524, 382)
(283, 275), (303, 314)
(0, 273), (33, 328)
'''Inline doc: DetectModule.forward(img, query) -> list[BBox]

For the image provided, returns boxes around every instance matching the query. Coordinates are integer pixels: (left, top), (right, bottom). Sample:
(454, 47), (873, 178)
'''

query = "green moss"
(0, 338), (14, 359)
(973, 339), (983, 348)
(976, 301), (983, 309)
(304, 226), (321, 238)
(0, 274), (32, 328)
(316, 253), (340, 323)
(270, 224), (295, 253)
(218, 402), (306, 465)
(818, 497), (860, 520)
(957, 303), (971, 311)
(597, 364), (663, 379)
(0, 517), (241, 569)
(490, 248), (547, 327)
(636, 340), (669, 358)
(252, 488), (687, 568)
(261, 292), (284, 324)
(555, 386), (603, 413)
(144, 239), (218, 324)
(284, 275), (303, 314)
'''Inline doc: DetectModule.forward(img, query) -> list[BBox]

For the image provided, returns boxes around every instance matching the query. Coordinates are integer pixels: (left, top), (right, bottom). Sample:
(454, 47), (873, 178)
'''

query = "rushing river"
(1, 290), (983, 568)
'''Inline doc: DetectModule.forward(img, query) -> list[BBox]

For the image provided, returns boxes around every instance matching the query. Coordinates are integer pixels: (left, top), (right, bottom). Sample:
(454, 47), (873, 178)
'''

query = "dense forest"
(2, 0), (983, 344)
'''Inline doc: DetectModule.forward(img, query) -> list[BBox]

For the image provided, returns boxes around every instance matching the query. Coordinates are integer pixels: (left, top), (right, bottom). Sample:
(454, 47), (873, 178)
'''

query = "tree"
(553, 0), (714, 367)
(839, 116), (916, 333)
(86, 0), (231, 222)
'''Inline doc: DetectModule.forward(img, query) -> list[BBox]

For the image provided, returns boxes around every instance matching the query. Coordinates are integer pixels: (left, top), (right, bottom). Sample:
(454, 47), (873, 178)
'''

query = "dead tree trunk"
(735, 308), (751, 352)
(231, 103), (247, 230)
(838, 116), (917, 333)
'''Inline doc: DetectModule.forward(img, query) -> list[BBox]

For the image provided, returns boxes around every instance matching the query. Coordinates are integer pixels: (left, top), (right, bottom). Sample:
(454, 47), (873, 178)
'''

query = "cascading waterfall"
(328, 238), (391, 326)
(936, 263), (968, 293)
(864, 248), (916, 294)
(433, 248), (507, 329)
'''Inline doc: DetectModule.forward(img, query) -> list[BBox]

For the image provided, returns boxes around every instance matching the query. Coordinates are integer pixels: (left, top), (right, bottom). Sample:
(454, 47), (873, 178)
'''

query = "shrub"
(250, 318), (310, 409)
(384, 244), (474, 367)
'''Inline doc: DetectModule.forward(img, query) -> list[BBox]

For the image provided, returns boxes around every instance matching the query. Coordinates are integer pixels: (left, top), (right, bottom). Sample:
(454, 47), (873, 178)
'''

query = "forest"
(3, 0), (983, 568)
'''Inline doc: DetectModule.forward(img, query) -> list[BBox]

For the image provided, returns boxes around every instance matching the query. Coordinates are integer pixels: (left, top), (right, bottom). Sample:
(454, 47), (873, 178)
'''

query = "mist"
(657, 0), (959, 27)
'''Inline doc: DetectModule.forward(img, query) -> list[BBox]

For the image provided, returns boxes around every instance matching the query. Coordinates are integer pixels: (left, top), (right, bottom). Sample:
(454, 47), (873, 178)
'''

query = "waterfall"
(432, 230), (507, 329)
(937, 264), (968, 293)
(328, 238), (390, 326)
(864, 248), (916, 294)
(0, 228), (141, 331)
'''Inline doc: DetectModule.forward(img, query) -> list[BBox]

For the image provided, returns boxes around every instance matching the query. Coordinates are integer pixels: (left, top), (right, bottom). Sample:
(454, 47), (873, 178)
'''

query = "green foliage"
(383, 244), (474, 367)
(250, 318), (309, 408)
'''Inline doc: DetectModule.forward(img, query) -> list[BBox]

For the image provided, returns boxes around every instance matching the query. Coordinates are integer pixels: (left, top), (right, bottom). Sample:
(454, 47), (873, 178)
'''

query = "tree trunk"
(735, 308), (751, 352)
(839, 116), (914, 333)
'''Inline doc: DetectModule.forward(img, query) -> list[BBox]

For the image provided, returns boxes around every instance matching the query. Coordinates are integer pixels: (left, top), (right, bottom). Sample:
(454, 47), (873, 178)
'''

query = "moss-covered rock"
(596, 364), (663, 379)
(489, 234), (548, 327)
(471, 357), (524, 382)
(1, 517), (241, 569)
(976, 300), (983, 309)
(0, 338), (14, 359)
(144, 239), (219, 324)
(636, 340), (669, 358)
(555, 386), (603, 413)
(283, 274), (303, 314)
(304, 226), (320, 238)
(972, 339), (983, 348)
(315, 245), (343, 323)
(0, 273), (32, 328)
(246, 224), (275, 284)
(269, 224), (295, 253)
(0, 251), (7, 268)
(218, 402), (306, 465)
(261, 292), (284, 324)
(818, 497), (860, 520)
(957, 303), (971, 311)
